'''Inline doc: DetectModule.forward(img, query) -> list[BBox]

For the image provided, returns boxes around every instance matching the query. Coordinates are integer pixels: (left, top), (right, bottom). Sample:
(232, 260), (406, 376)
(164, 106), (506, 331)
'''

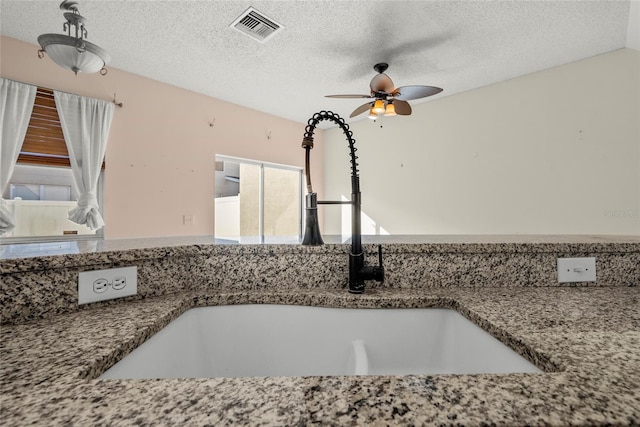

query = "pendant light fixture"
(37, 0), (110, 75)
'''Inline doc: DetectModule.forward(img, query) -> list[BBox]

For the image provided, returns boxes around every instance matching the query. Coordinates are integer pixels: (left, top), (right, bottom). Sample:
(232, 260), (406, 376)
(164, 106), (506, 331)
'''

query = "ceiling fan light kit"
(371, 99), (385, 115)
(37, 0), (110, 75)
(326, 63), (443, 119)
(384, 102), (397, 117)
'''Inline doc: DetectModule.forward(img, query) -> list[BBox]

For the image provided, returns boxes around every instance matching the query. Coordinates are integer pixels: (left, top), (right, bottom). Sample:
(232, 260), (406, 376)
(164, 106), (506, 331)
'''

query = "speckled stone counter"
(1, 236), (639, 425)
(2, 235), (639, 325)
(1, 287), (639, 426)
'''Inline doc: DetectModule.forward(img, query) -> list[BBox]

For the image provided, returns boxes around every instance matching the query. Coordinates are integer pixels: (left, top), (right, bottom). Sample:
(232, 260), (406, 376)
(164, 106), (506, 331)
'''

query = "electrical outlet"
(78, 266), (137, 305)
(557, 257), (596, 283)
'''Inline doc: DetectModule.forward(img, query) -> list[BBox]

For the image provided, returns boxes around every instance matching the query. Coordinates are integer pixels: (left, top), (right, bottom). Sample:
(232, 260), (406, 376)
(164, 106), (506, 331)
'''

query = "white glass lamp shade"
(38, 34), (110, 74)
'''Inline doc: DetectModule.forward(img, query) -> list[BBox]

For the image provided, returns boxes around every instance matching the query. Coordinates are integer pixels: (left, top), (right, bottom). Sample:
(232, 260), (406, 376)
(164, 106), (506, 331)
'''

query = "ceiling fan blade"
(393, 85), (443, 101)
(325, 94), (373, 99)
(393, 100), (412, 115)
(370, 73), (394, 93)
(350, 102), (373, 118)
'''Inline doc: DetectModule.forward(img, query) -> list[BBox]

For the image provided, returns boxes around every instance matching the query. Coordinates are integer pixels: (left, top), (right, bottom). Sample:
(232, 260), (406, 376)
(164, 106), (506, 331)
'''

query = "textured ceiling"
(1, 1), (637, 125)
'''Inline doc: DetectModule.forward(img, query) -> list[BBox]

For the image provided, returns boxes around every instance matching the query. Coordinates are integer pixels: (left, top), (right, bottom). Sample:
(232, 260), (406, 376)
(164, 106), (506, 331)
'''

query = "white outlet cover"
(78, 266), (138, 305)
(557, 257), (596, 283)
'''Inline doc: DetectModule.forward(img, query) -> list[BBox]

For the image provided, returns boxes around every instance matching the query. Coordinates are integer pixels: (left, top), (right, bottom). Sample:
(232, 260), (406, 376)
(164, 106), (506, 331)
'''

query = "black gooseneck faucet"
(301, 110), (384, 293)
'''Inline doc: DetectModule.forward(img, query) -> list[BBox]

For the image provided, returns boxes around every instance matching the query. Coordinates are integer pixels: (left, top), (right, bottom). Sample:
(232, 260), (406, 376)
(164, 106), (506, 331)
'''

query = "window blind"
(18, 87), (70, 167)
(17, 87), (105, 169)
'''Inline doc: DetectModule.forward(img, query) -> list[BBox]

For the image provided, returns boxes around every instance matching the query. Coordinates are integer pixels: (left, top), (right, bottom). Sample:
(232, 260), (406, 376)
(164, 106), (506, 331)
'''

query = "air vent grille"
(230, 7), (284, 43)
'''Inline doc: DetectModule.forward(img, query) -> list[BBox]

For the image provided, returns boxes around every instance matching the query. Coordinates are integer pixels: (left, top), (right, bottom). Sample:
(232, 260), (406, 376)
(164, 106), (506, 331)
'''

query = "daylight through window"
(214, 156), (302, 243)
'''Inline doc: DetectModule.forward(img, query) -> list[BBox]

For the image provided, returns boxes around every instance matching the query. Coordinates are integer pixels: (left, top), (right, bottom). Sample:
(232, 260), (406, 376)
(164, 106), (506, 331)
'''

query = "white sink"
(100, 305), (541, 379)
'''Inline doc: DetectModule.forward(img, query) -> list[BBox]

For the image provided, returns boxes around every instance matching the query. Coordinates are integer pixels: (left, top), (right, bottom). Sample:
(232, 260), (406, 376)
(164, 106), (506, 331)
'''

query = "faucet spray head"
(302, 193), (324, 245)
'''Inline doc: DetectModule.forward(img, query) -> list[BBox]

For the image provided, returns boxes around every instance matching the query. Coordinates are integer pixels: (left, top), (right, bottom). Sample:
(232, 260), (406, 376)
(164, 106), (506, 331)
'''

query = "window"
(1, 87), (104, 242)
(214, 155), (302, 243)
(18, 87), (70, 167)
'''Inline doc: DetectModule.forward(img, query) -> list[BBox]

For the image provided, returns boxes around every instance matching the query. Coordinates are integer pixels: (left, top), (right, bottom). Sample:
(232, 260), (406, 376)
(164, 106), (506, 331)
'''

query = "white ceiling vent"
(230, 7), (284, 43)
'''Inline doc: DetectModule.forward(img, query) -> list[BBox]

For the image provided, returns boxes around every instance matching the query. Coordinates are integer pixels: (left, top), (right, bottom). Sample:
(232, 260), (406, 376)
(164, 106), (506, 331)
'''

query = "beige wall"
(324, 48), (640, 235)
(0, 36), (323, 239)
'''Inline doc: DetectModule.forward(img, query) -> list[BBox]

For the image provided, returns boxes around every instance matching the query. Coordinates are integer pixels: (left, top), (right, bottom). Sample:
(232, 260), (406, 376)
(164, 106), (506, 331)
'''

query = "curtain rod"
(2, 77), (123, 108)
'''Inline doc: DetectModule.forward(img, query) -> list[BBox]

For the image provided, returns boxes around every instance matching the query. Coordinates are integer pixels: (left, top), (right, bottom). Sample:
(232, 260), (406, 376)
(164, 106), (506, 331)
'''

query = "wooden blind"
(18, 87), (71, 167)
(18, 87), (105, 169)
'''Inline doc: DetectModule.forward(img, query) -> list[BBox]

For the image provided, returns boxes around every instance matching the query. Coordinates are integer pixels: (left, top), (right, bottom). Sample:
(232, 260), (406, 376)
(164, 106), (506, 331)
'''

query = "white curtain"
(54, 91), (114, 230)
(0, 78), (37, 236)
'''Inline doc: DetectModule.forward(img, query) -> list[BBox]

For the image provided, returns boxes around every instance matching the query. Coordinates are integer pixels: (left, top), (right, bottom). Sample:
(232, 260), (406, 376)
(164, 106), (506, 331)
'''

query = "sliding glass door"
(215, 156), (302, 243)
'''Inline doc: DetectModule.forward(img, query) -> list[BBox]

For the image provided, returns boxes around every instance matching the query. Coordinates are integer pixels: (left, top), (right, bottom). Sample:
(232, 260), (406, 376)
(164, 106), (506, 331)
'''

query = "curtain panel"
(54, 91), (114, 230)
(0, 78), (37, 236)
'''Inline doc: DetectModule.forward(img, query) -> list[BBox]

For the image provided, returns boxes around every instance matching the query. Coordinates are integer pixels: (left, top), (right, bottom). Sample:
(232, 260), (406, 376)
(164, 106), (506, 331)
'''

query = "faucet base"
(348, 284), (365, 294)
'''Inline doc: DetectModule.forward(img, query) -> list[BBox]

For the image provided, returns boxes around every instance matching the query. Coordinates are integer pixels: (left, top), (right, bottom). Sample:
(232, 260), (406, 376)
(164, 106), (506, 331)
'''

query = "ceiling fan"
(326, 63), (443, 119)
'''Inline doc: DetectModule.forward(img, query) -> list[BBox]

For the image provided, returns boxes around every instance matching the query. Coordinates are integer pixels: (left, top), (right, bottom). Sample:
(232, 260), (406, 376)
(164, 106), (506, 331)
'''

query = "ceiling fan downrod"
(373, 63), (389, 74)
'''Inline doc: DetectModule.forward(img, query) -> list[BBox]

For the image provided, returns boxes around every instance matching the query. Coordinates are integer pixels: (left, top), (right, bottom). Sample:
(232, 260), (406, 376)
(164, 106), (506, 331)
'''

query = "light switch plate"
(78, 266), (137, 305)
(557, 257), (596, 283)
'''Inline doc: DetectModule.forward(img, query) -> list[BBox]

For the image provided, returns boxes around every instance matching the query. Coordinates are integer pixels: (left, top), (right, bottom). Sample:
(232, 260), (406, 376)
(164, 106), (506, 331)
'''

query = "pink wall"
(1, 36), (323, 239)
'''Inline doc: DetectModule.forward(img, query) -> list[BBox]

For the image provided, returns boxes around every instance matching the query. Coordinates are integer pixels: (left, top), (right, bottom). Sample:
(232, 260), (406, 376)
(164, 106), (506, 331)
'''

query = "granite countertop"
(1, 286), (639, 426)
(3, 234), (639, 260)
